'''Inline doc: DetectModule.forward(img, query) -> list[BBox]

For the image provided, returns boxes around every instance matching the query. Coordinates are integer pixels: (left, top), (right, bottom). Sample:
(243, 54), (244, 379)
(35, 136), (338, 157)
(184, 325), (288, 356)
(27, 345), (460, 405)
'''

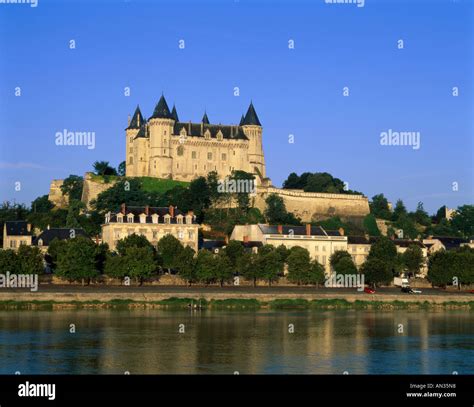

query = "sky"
(0, 0), (472, 214)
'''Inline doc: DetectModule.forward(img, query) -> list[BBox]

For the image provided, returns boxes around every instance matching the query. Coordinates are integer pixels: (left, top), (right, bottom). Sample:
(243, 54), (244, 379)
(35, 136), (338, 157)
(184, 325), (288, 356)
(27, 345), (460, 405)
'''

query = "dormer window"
(216, 130), (223, 141)
(204, 129), (211, 140)
(117, 214), (124, 223)
(105, 212), (111, 223)
(180, 127), (187, 137)
(164, 214), (171, 224)
(38, 238), (43, 247)
(151, 214), (159, 224)
(186, 215), (193, 225)
(139, 213), (147, 224)
(176, 215), (183, 224)
(127, 214), (134, 223)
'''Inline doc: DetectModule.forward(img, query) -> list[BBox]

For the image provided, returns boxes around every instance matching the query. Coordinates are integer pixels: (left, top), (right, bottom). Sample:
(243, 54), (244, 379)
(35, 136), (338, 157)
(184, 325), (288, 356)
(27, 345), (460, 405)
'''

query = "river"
(0, 309), (472, 374)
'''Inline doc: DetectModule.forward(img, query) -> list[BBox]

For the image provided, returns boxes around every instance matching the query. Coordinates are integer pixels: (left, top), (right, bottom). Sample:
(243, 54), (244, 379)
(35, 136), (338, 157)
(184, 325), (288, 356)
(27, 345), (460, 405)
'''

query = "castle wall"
(255, 187), (370, 223)
(80, 173), (118, 210)
(48, 179), (69, 209)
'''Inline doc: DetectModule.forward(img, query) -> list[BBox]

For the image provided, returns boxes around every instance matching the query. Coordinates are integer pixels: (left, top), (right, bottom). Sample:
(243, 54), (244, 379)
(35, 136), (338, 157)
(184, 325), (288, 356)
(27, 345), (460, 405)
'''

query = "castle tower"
(241, 102), (266, 181)
(148, 95), (175, 178)
(125, 105), (145, 176)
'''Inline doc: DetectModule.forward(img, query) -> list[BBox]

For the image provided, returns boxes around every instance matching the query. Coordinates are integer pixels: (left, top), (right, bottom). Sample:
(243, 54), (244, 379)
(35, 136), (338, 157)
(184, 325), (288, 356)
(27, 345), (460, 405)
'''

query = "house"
(423, 236), (470, 253)
(101, 204), (199, 252)
(32, 227), (89, 252)
(3, 221), (33, 250)
(231, 224), (347, 275)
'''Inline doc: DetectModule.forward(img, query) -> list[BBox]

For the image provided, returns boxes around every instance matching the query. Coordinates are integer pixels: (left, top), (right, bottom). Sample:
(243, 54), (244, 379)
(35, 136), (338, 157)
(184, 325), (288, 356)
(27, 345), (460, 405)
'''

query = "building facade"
(231, 224), (347, 275)
(125, 95), (266, 183)
(3, 221), (32, 250)
(101, 204), (199, 252)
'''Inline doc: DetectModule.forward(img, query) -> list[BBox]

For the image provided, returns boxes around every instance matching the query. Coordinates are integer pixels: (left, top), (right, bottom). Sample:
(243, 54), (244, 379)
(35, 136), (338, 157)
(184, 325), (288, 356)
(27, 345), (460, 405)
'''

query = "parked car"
(401, 287), (422, 294)
(411, 288), (422, 294)
(364, 287), (375, 294)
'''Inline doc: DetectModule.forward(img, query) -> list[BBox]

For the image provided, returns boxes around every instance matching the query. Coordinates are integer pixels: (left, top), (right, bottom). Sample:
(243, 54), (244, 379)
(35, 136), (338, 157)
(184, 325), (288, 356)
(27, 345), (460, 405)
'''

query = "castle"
(125, 95), (266, 183)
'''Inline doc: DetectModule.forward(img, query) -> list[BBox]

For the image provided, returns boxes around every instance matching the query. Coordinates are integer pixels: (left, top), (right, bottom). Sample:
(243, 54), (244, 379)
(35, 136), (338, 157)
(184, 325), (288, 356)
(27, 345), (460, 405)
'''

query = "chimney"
(338, 227), (345, 236)
(306, 223), (311, 236)
(243, 235), (249, 243)
(27, 223), (31, 232)
(169, 205), (175, 218)
(277, 225), (283, 234)
(145, 205), (149, 216)
(95, 235), (99, 244)
(121, 203), (126, 215)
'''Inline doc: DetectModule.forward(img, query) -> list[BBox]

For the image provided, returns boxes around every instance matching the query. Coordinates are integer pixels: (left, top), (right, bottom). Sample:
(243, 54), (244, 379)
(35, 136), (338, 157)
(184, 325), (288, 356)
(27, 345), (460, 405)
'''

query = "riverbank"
(0, 290), (473, 310)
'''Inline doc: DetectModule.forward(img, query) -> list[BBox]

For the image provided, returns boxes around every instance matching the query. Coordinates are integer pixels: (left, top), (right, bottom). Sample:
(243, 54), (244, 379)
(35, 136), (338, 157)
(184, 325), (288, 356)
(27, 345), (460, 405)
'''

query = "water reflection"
(0, 310), (472, 374)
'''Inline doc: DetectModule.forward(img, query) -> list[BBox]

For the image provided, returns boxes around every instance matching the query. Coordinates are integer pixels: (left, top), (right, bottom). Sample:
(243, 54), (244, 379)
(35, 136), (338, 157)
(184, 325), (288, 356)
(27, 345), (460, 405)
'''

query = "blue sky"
(0, 0), (472, 214)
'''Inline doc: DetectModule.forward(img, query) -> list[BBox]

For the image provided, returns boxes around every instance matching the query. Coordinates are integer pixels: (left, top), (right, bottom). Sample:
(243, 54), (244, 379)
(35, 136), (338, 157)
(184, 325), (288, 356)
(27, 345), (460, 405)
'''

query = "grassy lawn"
(89, 174), (189, 193)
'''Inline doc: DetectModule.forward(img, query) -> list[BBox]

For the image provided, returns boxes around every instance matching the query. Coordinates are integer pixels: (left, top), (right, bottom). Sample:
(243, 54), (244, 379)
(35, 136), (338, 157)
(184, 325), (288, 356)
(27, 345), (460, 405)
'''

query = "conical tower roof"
(242, 102), (262, 126)
(151, 94), (172, 119)
(171, 104), (179, 121)
(202, 112), (210, 124)
(127, 105), (145, 129)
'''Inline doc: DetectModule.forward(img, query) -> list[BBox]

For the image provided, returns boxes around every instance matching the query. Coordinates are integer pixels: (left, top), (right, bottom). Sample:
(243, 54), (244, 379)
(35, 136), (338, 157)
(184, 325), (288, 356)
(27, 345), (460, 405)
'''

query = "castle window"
(233, 150), (236, 156)
(178, 230), (184, 240)
(195, 164), (197, 170)
(164, 131), (167, 136)
(222, 153), (227, 161)
(177, 145), (184, 156)
(129, 157), (133, 164)
(164, 149), (167, 154)
(188, 231), (194, 239)
(191, 151), (197, 159)
(207, 152), (212, 160)
(130, 137), (133, 143)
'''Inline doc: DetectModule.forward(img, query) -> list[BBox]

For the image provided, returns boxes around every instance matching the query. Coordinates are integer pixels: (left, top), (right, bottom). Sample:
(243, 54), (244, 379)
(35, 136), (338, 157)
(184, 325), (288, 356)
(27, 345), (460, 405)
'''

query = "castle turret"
(171, 104), (179, 122)
(125, 105), (145, 176)
(148, 94), (175, 178)
(241, 101), (265, 180)
(202, 111), (210, 124)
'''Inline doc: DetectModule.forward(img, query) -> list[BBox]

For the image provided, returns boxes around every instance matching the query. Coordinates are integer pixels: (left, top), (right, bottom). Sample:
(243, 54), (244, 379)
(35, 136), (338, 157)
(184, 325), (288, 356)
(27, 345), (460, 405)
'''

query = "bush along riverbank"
(0, 298), (473, 311)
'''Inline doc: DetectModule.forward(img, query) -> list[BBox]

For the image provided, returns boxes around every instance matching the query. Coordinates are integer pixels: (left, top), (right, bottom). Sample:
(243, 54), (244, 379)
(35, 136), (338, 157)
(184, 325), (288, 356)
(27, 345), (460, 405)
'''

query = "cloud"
(0, 161), (51, 170)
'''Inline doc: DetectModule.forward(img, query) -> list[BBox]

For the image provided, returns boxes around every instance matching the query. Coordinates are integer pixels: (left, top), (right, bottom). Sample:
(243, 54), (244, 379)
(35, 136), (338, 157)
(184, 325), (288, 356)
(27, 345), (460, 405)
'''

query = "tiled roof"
(150, 95), (172, 119)
(242, 102), (262, 126)
(32, 228), (88, 246)
(393, 239), (426, 248)
(347, 236), (378, 244)
(173, 122), (248, 140)
(432, 236), (468, 250)
(108, 206), (197, 225)
(4, 220), (31, 236)
(259, 224), (343, 237)
(127, 106), (146, 130)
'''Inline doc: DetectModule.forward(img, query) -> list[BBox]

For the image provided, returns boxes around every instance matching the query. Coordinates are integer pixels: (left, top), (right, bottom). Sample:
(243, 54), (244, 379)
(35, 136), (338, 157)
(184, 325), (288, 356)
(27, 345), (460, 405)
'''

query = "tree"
(195, 250), (216, 285)
(282, 172), (301, 189)
(175, 246), (196, 285)
(451, 205), (474, 238)
(214, 252), (233, 287)
(156, 234), (183, 271)
(330, 250), (352, 270)
(56, 237), (98, 285)
(122, 246), (157, 285)
(238, 252), (260, 286)
(117, 161), (126, 176)
(287, 246), (311, 285)
(259, 250), (283, 286)
(104, 253), (128, 280)
(392, 199), (408, 221)
(47, 238), (68, 271)
(264, 194), (300, 225)
(412, 202), (431, 227)
(393, 213), (418, 239)
(0, 249), (18, 274)
(363, 214), (381, 236)
(116, 233), (154, 256)
(369, 194), (391, 220)
(333, 256), (357, 276)
(427, 250), (456, 287)
(361, 258), (392, 287)
(60, 175), (84, 201)
(16, 245), (44, 274)
(66, 199), (85, 228)
(367, 236), (398, 275)
(223, 240), (245, 269)
(93, 161), (118, 176)
(308, 260), (326, 286)
(31, 195), (54, 213)
(402, 244), (424, 277)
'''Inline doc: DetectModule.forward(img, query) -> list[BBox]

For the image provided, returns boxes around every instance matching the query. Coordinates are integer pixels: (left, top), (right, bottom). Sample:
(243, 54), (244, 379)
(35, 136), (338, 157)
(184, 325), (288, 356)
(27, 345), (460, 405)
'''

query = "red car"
(364, 287), (376, 294)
